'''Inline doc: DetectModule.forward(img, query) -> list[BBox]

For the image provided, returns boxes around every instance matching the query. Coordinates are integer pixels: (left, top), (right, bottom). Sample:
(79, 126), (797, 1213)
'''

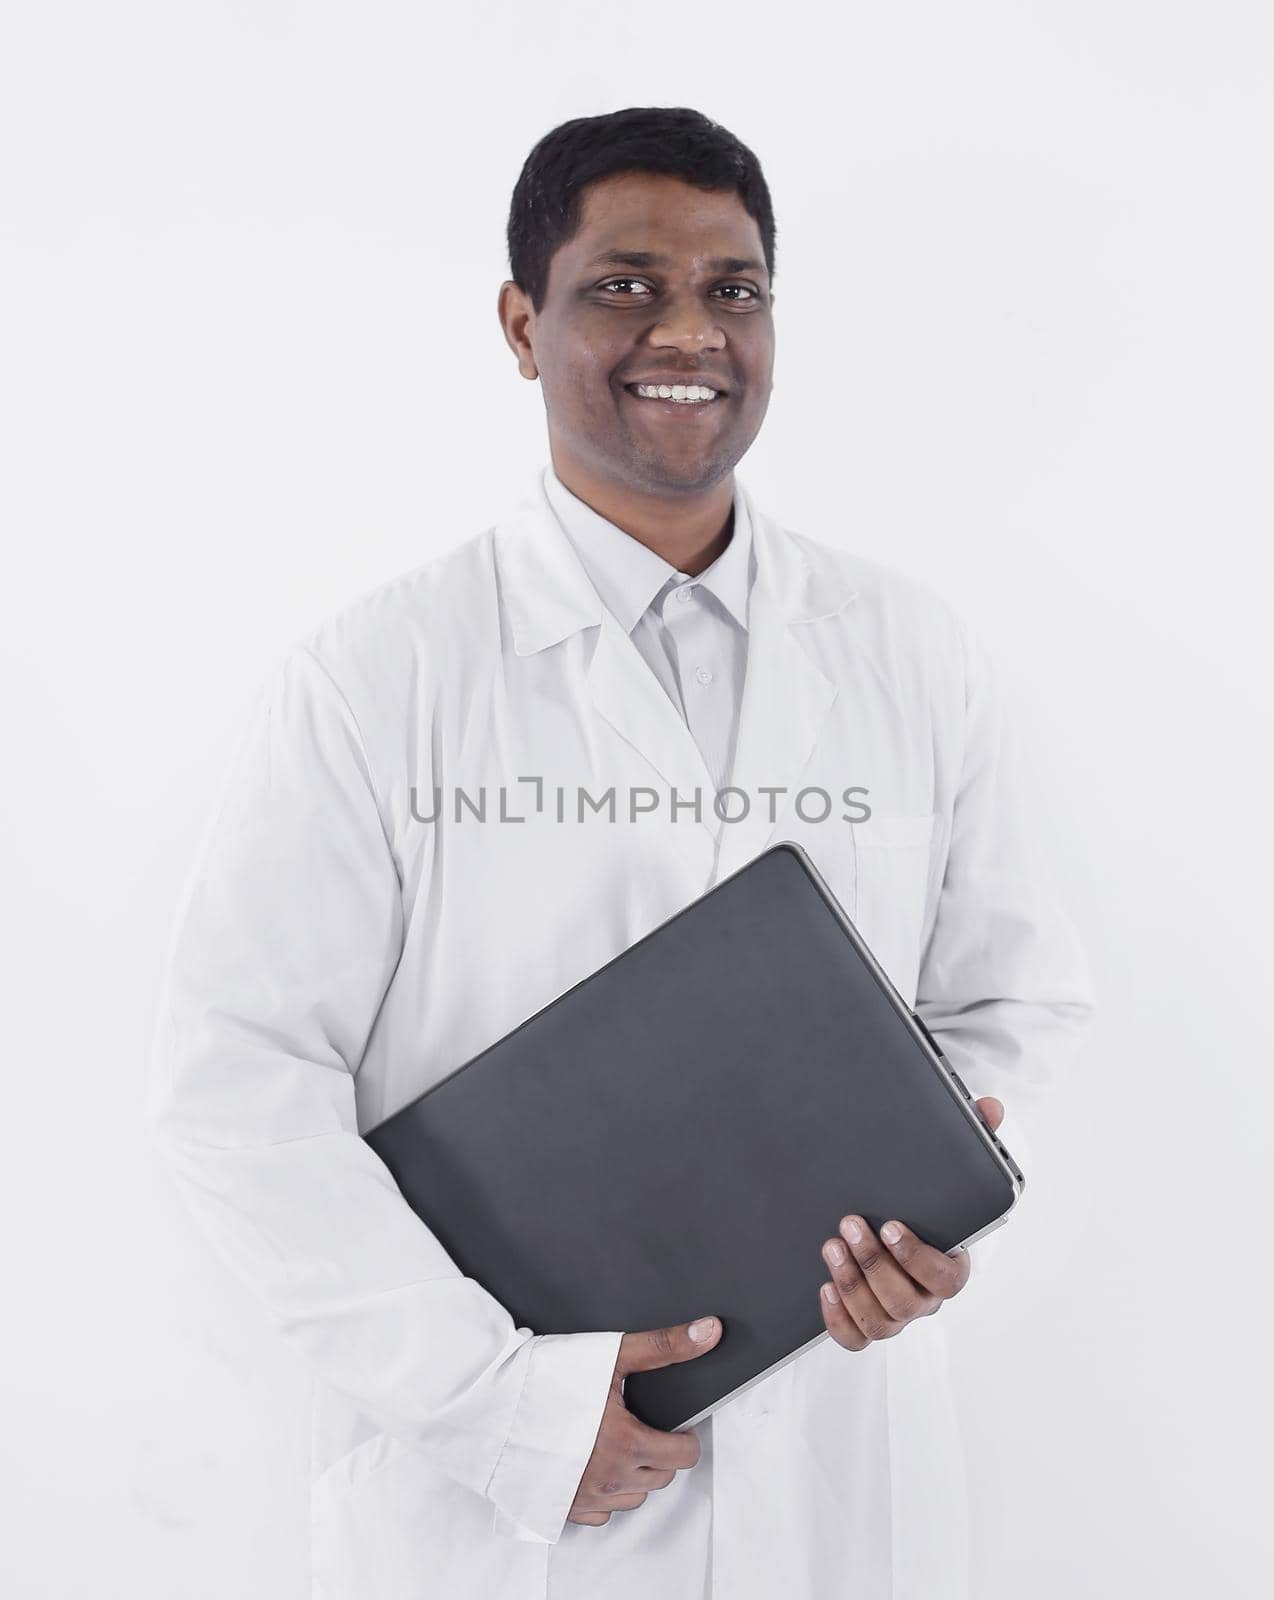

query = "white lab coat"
(148, 467), (1095, 1599)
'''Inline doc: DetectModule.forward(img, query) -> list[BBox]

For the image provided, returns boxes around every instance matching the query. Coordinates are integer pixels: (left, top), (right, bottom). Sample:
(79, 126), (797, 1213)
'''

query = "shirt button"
(676, 585), (696, 603)
(695, 666), (713, 685)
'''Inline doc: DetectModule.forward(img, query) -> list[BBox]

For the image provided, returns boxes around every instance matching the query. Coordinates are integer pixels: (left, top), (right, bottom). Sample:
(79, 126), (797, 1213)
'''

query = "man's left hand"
(819, 1096), (1005, 1351)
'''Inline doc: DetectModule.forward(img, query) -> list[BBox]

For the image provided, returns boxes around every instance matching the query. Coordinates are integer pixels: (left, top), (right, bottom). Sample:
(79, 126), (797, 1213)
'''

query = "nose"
(648, 292), (726, 355)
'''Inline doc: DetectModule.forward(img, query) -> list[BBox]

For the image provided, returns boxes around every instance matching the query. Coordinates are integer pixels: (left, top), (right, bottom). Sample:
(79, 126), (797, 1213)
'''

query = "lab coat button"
(696, 666), (713, 685)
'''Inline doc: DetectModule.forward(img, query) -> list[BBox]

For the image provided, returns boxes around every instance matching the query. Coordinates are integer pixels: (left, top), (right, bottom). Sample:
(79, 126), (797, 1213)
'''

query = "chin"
(626, 447), (741, 498)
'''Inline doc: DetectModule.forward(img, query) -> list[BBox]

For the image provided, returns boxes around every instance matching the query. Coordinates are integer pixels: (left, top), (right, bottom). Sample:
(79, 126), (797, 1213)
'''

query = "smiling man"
(149, 108), (1095, 1600)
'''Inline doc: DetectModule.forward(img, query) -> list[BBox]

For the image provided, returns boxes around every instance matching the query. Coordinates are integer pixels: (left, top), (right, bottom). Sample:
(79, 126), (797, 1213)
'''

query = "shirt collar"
(541, 464), (754, 635)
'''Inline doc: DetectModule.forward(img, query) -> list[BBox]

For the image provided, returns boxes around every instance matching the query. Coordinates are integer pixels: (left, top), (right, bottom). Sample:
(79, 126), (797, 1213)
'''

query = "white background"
(3, 3), (1271, 1595)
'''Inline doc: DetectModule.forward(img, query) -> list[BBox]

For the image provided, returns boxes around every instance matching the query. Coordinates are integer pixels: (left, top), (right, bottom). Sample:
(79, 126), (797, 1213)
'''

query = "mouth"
(621, 380), (727, 412)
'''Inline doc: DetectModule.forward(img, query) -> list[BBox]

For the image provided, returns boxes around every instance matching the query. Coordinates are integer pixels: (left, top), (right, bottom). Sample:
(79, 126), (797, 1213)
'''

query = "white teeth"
(632, 383), (719, 403)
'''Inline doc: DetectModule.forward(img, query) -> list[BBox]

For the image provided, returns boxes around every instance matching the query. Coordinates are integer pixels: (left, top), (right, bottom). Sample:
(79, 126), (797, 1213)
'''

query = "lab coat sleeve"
(914, 623), (1097, 1253)
(147, 644), (621, 1546)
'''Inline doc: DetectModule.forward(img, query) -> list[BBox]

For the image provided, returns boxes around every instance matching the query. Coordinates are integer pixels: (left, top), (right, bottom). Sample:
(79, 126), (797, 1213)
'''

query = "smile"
(624, 383), (723, 406)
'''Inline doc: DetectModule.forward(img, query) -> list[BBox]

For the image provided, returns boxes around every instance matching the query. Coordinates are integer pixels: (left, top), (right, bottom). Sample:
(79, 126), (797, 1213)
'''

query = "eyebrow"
(585, 249), (768, 277)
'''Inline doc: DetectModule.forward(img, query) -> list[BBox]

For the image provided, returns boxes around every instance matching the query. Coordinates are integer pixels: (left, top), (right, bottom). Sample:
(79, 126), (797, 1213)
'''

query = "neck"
(550, 450), (736, 577)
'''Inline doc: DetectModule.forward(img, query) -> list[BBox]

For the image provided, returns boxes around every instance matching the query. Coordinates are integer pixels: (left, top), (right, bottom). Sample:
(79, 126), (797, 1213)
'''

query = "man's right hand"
(566, 1316), (723, 1528)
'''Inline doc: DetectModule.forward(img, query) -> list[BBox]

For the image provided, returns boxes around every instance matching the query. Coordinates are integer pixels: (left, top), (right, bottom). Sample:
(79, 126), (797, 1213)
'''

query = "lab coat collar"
(495, 466), (859, 876)
(540, 464), (754, 636)
(496, 467), (857, 657)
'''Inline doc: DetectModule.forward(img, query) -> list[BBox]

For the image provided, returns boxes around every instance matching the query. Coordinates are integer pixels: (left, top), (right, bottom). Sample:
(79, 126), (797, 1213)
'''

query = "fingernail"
(689, 1317), (716, 1342)
(841, 1216), (863, 1245)
(822, 1283), (839, 1304)
(881, 1222), (902, 1245)
(824, 1239), (847, 1265)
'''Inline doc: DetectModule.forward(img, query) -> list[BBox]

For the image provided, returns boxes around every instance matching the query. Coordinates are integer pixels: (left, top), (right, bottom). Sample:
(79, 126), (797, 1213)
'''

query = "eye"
(599, 277), (653, 296)
(713, 284), (759, 303)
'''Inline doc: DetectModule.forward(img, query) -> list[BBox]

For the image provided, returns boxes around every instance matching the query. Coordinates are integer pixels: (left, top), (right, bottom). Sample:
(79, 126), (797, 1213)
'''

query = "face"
(502, 171), (775, 498)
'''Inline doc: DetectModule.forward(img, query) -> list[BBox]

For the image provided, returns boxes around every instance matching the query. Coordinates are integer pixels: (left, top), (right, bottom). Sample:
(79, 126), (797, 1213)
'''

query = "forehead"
(554, 171), (766, 275)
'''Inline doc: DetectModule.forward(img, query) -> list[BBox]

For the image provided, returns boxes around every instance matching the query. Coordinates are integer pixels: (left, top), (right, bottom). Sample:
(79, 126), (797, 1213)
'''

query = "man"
(148, 107), (1095, 1599)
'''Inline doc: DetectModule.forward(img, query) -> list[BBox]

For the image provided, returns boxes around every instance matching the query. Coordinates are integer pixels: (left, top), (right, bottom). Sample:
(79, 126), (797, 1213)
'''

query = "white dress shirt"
(543, 465), (752, 796)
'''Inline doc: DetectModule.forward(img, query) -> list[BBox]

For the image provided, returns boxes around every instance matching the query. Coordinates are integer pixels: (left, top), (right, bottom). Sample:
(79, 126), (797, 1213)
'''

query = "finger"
(568, 1511), (611, 1526)
(838, 1217), (941, 1326)
(608, 1492), (649, 1513)
(585, 1461), (677, 1504)
(634, 1466), (678, 1491)
(820, 1279), (869, 1351)
(617, 1318), (721, 1377)
(822, 1232), (907, 1340)
(975, 1096), (1005, 1133)
(623, 1414), (702, 1474)
(574, 1478), (650, 1511)
(878, 1220), (971, 1300)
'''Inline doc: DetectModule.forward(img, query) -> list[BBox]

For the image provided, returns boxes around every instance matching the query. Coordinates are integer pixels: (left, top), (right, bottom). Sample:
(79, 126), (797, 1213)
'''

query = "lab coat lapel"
(494, 473), (858, 883)
(494, 475), (720, 871)
(714, 501), (857, 880)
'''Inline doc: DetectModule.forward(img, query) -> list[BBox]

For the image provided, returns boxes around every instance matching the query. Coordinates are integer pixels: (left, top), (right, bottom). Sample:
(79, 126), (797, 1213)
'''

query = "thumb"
(976, 1096), (1005, 1134)
(616, 1317), (722, 1377)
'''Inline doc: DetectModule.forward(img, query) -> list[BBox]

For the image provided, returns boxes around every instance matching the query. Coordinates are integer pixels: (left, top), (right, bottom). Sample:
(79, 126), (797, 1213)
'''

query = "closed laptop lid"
(365, 841), (1020, 1432)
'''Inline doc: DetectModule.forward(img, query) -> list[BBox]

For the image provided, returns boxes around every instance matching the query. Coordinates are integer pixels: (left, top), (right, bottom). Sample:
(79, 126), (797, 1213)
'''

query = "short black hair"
(507, 106), (776, 312)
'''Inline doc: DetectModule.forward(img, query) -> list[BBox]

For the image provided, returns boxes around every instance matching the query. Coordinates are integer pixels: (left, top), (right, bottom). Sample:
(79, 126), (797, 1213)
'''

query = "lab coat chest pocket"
(851, 814), (937, 1007)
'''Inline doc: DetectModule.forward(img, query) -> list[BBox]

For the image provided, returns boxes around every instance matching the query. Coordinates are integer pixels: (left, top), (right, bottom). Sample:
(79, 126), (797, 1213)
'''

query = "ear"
(497, 280), (539, 380)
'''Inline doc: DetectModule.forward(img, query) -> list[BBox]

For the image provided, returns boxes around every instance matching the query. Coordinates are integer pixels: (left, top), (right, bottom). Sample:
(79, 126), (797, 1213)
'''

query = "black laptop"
(364, 840), (1023, 1433)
